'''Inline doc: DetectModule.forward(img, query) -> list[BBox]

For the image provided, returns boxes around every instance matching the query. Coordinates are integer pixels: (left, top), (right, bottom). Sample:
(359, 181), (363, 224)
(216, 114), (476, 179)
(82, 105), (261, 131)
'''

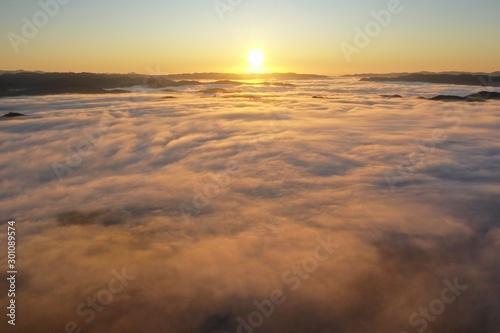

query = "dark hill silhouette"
(0, 72), (305, 98)
(2, 112), (26, 118)
(343, 71), (500, 78)
(429, 91), (500, 101)
(360, 73), (500, 87)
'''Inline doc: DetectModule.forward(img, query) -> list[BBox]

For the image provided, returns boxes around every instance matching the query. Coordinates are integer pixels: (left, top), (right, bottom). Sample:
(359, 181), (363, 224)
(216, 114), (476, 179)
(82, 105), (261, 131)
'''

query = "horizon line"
(1, 70), (500, 77)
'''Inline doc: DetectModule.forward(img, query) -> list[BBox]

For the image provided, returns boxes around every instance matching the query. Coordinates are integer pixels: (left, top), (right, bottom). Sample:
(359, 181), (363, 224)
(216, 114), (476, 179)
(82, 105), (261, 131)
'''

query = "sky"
(0, 0), (499, 75)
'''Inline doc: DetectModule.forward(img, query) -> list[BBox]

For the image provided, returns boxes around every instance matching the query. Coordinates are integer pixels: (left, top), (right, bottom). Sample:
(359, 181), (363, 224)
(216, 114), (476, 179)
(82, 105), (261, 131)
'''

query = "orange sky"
(1, 0), (499, 75)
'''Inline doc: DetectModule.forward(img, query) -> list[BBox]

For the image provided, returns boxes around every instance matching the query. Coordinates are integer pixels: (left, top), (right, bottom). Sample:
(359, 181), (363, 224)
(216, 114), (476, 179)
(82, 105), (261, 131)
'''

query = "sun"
(248, 49), (265, 70)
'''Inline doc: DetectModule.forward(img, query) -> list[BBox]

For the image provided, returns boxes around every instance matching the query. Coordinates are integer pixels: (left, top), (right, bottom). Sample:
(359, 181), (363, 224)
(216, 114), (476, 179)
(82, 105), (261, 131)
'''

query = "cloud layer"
(0, 78), (499, 333)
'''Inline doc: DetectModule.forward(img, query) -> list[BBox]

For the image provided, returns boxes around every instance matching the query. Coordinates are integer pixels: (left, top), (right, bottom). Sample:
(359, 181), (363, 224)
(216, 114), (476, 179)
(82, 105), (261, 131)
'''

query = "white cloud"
(0, 79), (499, 332)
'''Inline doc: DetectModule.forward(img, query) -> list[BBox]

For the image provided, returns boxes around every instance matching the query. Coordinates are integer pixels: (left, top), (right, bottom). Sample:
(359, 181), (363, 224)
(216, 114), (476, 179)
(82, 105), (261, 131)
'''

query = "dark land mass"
(343, 71), (500, 78)
(0, 86), (129, 98)
(429, 91), (500, 102)
(210, 80), (294, 87)
(309, 91), (500, 102)
(2, 112), (26, 118)
(360, 73), (500, 87)
(380, 94), (403, 98)
(0, 72), (211, 96)
(467, 91), (500, 99)
(0, 72), (302, 98)
(343, 72), (414, 78)
(429, 95), (470, 101)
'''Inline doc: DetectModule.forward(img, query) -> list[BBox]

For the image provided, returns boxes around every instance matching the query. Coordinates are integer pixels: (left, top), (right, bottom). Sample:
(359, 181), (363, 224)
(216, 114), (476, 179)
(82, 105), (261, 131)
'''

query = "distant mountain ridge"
(343, 71), (500, 78)
(0, 71), (318, 98)
(0, 71), (328, 80)
(159, 72), (329, 80)
(360, 73), (500, 87)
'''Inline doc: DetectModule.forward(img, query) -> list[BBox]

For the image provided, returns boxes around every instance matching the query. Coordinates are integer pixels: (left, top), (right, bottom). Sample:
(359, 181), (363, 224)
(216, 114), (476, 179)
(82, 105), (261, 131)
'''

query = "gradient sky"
(0, 0), (499, 75)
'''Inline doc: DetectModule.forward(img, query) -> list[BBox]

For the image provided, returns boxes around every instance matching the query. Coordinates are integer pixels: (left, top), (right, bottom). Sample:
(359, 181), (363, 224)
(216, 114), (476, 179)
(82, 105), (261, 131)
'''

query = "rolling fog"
(1, 78), (499, 333)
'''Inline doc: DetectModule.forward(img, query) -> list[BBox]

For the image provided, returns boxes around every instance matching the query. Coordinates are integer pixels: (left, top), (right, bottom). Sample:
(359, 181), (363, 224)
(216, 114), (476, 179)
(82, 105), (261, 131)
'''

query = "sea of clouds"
(0, 78), (499, 333)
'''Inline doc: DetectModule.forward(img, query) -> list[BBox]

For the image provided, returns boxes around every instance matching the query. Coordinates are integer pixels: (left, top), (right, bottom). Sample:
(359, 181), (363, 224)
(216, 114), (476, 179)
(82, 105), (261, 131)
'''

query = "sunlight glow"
(248, 49), (265, 72)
